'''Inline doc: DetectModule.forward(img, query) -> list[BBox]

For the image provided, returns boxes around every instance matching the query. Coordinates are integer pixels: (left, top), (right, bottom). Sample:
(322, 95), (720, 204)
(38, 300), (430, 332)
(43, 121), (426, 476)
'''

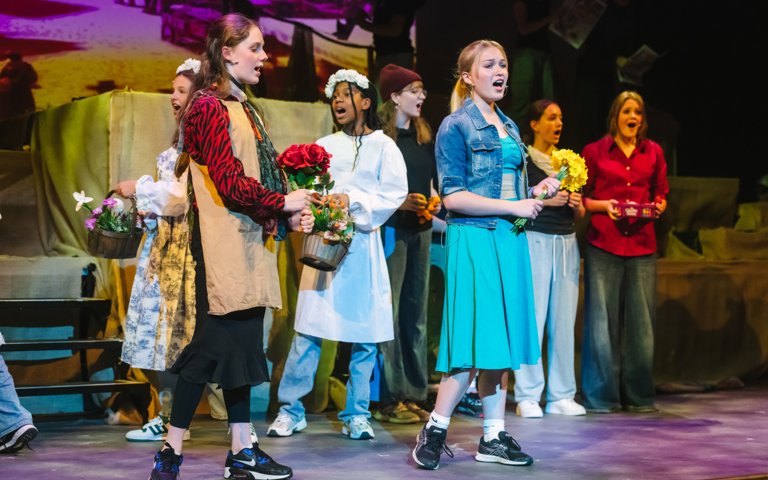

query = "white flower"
(176, 58), (201, 75)
(73, 190), (93, 211)
(333, 221), (348, 231)
(324, 69), (370, 99)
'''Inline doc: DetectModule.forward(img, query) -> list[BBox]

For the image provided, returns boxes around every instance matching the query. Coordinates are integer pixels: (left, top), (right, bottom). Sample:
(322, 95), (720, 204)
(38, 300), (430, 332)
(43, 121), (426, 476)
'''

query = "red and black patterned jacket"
(183, 92), (285, 225)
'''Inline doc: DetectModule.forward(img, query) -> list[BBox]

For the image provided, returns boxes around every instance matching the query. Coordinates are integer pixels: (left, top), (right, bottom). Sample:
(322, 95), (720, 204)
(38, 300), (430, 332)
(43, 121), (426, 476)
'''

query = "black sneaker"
(0, 424), (37, 453)
(149, 442), (183, 480)
(475, 431), (533, 466)
(456, 392), (483, 417)
(224, 444), (292, 479)
(412, 425), (453, 470)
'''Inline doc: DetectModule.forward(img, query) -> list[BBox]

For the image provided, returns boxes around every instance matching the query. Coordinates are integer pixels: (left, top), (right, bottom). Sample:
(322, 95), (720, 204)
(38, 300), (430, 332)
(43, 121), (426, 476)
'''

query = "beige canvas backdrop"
(29, 90), (339, 417)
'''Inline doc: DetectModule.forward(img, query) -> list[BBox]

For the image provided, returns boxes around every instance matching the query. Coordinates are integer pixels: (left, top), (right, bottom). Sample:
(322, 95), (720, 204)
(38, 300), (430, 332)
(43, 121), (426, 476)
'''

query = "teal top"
(500, 135), (524, 201)
(501, 135), (523, 173)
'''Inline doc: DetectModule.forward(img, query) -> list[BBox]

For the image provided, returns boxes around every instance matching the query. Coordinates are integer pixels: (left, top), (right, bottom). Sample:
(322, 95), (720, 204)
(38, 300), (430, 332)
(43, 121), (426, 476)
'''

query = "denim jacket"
(435, 97), (529, 229)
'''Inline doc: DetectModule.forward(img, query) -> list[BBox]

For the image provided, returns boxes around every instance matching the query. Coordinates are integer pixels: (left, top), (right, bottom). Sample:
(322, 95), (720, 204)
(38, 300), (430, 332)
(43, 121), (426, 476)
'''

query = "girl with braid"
(147, 14), (313, 480)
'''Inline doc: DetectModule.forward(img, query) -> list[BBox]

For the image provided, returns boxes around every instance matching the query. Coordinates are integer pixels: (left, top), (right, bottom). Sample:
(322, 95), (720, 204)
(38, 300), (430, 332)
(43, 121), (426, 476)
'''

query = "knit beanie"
(379, 64), (422, 102)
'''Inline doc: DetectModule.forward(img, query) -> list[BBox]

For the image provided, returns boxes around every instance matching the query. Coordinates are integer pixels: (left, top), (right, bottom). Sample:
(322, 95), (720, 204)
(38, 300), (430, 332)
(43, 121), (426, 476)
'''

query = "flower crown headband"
(324, 69), (370, 99)
(176, 58), (201, 75)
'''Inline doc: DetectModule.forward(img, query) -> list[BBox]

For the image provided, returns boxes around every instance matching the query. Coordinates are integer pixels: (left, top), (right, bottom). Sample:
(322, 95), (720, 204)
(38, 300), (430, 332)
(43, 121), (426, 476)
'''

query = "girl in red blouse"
(580, 90), (668, 414)
(147, 14), (313, 480)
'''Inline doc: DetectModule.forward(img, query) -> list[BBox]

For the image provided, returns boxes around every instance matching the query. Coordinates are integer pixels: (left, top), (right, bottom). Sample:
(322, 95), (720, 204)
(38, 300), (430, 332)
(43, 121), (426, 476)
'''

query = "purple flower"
(102, 198), (118, 208)
(85, 217), (97, 231)
(92, 207), (103, 216)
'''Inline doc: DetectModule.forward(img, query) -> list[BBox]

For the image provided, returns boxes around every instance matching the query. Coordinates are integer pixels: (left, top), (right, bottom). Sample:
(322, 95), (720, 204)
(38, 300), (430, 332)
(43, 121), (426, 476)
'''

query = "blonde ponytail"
(449, 78), (473, 113)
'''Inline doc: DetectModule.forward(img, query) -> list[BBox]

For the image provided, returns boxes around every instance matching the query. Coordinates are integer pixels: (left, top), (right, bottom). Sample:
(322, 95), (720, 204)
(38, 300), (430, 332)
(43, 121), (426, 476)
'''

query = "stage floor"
(2, 385), (768, 480)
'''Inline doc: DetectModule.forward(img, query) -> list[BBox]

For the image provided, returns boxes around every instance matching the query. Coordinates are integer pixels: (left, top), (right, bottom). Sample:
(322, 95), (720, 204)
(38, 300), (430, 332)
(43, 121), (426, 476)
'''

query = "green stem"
(513, 166), (568, 233)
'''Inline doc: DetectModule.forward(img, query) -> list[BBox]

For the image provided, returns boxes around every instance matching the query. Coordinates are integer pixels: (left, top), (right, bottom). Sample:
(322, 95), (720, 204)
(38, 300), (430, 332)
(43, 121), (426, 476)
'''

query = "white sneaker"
(341, 415), (374, 440)
(0, 424), (37, 453)
(266, 413), (308, 437)
(515, 400), (543, 418)
(545, 398), (587, 416)
(125, 415), (191, 441)
(227, 422), (259, 444)
(249, 422), (258, 444)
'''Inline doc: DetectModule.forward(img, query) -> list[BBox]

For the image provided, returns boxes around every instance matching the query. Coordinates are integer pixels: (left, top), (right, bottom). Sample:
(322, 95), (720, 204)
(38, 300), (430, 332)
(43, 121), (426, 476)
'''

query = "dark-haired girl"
(148, 13), (313, 480)
(268, 69), (407, 441)
(513, 99), (586, 419)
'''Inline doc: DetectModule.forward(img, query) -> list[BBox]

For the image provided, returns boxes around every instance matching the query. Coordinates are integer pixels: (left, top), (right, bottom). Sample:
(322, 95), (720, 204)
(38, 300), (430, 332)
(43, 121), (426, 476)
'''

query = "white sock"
(483, 419), (505, 442)
(427, 411), (451, 430)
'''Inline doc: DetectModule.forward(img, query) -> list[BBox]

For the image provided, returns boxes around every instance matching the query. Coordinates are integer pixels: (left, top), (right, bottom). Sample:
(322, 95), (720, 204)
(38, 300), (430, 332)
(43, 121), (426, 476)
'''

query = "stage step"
(0, 298), (111, 310)
(1, 296), (151, 420)
(15, 381), (150, 397)
(0, 339), (123, 352)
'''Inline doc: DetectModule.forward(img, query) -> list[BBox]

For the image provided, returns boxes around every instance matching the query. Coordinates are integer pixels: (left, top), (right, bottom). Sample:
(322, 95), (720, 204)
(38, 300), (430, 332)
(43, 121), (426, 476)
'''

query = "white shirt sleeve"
(134, 174), (188, 217)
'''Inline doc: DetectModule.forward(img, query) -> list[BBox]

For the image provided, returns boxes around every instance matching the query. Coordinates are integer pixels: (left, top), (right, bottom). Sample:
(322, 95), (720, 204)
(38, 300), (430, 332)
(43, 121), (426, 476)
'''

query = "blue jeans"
(0, 353), (33, 437)
(379, 227), (430, 404)
(514, 232), (580, 403)
(277, 332), (377, 422)
(581, 244), (657, 411)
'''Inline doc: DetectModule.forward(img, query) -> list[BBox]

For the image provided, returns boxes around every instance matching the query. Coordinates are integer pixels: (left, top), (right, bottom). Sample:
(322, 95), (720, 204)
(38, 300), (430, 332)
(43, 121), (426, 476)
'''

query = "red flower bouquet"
(277, 144), (355, 271)
(277, 144), (332, 191)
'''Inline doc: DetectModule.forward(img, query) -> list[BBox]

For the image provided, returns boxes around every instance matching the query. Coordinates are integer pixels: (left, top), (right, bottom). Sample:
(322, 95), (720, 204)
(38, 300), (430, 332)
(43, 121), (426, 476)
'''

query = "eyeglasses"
(403, 87), (428, 97)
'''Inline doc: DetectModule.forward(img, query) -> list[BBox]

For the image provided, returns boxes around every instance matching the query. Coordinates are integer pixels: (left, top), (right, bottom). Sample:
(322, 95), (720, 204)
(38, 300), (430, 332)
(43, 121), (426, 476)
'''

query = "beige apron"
(188, 100), (281, 315)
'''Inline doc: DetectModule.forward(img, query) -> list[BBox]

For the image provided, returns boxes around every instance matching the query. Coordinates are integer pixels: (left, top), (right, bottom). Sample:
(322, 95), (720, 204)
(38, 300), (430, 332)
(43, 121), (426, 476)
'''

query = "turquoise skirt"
(435, 218), (540, 372)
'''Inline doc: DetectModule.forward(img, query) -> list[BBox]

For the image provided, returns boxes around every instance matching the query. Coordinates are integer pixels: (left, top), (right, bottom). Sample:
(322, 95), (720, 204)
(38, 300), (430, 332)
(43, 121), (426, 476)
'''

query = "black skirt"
(168, 218), (270, 390)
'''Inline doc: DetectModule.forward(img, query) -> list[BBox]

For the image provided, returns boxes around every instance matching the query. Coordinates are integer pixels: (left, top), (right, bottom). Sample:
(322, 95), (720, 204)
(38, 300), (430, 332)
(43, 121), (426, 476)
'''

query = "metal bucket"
(299, 233), (349, 272)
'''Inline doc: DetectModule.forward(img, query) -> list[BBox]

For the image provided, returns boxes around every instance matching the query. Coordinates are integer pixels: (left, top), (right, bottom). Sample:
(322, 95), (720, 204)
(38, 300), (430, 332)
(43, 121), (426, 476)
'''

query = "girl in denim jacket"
(412, 40), (559, 471)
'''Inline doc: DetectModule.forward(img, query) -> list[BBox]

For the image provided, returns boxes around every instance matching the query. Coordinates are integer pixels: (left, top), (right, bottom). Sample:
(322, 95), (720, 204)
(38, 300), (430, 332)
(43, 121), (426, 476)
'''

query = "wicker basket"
(87, 227), (143, 259)
(299, 233), (349, 272)
(86, 191), (144, 259)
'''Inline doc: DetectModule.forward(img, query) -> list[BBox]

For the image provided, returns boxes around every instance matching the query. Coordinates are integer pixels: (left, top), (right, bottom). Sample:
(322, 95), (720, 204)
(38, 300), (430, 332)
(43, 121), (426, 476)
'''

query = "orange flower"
(416, 196), (441, 224)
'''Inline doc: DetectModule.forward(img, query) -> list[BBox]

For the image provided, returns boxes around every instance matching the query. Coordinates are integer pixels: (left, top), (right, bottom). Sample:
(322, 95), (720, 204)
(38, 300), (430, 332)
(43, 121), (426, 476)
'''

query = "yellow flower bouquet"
(551, 148), (588, 193)
(513, 148), (588, 233)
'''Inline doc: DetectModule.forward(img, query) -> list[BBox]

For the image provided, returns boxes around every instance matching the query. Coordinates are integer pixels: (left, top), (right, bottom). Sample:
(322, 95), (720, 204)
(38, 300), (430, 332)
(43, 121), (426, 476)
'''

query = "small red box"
(616, 202), (655, 218)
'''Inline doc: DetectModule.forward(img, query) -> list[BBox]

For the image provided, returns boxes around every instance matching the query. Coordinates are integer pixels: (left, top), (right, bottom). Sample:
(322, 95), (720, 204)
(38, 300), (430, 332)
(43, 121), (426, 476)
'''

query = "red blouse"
(183, 94), (285, 223)
(582, 135), (669, 257)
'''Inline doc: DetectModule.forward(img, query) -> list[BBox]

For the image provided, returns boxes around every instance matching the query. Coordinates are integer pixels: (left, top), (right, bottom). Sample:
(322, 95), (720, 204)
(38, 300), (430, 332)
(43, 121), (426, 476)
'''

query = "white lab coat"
(294, 130), (408, 343)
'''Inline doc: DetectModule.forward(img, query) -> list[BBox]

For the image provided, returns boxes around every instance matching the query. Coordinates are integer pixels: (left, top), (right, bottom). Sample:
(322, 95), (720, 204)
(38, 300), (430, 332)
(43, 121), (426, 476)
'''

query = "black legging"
(169, 379), (251, 429)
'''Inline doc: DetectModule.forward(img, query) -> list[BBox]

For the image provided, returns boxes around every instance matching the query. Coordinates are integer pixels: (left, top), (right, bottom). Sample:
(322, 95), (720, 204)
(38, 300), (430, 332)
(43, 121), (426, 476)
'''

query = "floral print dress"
(120, 147), (196, 371)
